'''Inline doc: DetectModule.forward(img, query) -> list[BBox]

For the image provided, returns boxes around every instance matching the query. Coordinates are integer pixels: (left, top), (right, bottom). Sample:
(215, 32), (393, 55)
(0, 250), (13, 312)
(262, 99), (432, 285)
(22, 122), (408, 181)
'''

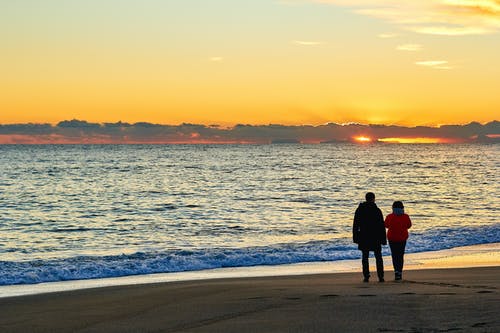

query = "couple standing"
(353, 192), (412, 282)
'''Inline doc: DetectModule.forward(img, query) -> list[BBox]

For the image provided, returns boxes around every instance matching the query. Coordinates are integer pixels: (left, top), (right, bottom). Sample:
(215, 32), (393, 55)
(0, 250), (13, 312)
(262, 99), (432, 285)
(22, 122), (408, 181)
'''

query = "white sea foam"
(0, 224), (498, 286)
(1, 242), (499, 299)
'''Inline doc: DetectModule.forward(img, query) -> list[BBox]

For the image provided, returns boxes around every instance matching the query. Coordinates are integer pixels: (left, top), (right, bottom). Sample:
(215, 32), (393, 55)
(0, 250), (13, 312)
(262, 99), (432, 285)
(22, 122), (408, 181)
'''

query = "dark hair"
(392, 201), (404, 209)
(365, 192), (375, 201)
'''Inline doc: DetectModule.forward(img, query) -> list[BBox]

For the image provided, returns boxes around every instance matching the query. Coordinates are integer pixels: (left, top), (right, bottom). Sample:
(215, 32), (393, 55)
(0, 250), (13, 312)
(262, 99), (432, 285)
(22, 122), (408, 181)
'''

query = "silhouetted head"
(365, 192), (375, 202)
(392, 201), (404, 209)
(392, 201), (405, 215)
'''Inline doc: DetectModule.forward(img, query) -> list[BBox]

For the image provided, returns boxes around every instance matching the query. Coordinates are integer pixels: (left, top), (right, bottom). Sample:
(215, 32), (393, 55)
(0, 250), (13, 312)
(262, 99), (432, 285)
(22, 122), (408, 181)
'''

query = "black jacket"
(353, 202), (387, 250)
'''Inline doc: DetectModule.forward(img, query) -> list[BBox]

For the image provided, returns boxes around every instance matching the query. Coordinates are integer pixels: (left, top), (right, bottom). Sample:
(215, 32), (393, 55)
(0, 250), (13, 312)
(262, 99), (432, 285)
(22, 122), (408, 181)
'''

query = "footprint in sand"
(476, 290), (493, 294)
(247, 296), (269, 300)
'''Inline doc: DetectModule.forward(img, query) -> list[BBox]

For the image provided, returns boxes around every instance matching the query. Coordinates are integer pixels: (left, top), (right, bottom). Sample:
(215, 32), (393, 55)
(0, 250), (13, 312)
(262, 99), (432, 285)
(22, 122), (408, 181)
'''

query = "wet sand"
(1, 266), (499, 333)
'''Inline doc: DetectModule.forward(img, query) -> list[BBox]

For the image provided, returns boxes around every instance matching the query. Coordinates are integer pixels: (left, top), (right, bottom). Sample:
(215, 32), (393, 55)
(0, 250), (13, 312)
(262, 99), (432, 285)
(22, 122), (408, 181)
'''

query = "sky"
(1, 0), (500, 126)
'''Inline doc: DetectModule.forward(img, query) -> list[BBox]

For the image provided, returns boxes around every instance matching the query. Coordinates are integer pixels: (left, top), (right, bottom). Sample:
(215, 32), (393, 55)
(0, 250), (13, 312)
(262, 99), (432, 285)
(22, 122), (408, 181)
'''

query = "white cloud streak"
(309, 0), (500, 35)
(416, 60), (448, 66)
(416, 60), (453, 69)
(396, 43), (423, 51)
(378, 33), (399, 38)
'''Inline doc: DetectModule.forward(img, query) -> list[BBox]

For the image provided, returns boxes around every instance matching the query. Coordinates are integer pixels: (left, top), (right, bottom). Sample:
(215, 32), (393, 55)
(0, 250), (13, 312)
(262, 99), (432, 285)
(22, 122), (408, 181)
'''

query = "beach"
(1, 244), (499, 333)
(1, 0), (499, 331)
(0, 145), (498, 332)
(0, 267), (498, 333)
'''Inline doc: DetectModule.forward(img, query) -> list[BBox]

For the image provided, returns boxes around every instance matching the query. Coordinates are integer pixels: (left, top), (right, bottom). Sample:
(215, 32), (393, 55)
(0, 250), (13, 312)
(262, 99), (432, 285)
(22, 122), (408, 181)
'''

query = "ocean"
(0, 143), (498, 286)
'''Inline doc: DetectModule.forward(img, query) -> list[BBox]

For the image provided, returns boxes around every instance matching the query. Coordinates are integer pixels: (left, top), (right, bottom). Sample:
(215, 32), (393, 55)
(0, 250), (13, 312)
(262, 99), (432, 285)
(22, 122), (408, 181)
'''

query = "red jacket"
(384, 213), (412, 242)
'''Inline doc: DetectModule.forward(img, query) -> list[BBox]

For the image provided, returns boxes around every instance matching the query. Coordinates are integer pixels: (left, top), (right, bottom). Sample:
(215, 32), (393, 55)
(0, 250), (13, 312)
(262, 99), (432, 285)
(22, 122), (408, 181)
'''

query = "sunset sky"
(1, 0), (499, 126)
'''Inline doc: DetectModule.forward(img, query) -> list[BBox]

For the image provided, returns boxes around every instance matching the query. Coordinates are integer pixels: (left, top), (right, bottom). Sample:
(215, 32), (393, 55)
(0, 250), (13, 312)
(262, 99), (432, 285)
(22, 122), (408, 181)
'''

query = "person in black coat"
(353, 192), (387, 282)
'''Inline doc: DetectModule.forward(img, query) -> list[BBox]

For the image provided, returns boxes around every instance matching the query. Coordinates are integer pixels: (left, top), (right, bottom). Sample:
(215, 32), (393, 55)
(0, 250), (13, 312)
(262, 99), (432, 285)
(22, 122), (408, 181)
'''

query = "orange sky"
(1, 1), (499, 126)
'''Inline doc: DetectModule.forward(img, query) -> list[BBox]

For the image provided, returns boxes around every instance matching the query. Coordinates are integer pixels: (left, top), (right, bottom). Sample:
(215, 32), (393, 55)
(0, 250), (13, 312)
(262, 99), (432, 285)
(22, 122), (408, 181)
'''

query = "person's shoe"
(379, 278), (385, 283)
(395, 272), (402, 281)
(363, 277), (369, 283)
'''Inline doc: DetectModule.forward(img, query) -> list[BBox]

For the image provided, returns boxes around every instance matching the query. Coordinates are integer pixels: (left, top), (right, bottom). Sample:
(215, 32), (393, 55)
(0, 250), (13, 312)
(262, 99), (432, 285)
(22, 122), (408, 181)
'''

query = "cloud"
(415, 60), (452, 69)
(409, 25), (493, 35)
(0, 120), (498, 144)
(292, 40), (326, 46)
(378, 33), (399, 38)
(309, 0), (500, 35)
(396, 43), (423, 51)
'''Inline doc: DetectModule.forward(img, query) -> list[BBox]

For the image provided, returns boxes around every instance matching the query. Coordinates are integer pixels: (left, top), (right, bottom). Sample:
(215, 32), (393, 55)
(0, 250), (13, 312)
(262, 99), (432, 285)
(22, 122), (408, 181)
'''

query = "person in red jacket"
(384, 201), (412, 281)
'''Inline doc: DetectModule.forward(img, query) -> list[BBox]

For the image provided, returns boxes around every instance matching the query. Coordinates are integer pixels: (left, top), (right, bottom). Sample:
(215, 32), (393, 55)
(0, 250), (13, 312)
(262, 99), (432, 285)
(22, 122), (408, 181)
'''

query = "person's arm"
(353, 207), (361, 243)
(379, 209), (387, 245)
(407, 215), (412, 229)
(384, 215), (391, 229)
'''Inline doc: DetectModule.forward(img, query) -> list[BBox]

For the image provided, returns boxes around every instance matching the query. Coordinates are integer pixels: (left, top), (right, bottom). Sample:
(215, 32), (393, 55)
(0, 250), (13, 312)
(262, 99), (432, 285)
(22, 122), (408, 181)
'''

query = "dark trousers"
(361, 246), (384, 279)
(389, 241), (407, 273)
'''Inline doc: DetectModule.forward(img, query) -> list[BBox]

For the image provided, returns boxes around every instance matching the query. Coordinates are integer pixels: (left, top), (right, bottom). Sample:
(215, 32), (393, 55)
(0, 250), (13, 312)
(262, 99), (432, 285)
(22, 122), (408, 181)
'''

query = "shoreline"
(1, 266), (498, 332)
(1, 242), (499, 299)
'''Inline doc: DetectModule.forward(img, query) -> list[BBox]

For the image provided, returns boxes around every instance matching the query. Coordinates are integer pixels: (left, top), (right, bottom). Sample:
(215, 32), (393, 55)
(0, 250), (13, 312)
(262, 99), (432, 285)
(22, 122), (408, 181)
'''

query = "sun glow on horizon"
(354, 136), (373, 143)
(378, 137), (455, 144)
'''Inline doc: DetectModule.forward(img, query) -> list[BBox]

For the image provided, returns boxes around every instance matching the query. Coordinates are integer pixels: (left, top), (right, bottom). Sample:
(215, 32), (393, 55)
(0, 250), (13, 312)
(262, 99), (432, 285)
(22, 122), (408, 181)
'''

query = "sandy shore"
(1, 266), (499, 333)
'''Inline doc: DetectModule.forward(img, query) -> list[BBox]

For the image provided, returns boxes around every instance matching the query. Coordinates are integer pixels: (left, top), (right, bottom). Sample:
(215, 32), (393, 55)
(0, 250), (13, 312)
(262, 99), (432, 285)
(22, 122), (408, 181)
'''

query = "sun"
(354, 136), (373, 143)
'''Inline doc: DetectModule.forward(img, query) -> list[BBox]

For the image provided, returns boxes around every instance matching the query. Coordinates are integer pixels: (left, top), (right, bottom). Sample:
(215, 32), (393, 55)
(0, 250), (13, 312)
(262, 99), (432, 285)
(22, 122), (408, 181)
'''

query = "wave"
(1, 224), (498, 286)
(49, 227), (112, 233)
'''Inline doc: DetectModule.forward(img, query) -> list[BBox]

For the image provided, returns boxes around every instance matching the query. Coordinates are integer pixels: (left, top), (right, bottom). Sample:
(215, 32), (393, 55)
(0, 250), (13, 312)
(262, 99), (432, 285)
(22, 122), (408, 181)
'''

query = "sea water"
(0, 144), (498, 285)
